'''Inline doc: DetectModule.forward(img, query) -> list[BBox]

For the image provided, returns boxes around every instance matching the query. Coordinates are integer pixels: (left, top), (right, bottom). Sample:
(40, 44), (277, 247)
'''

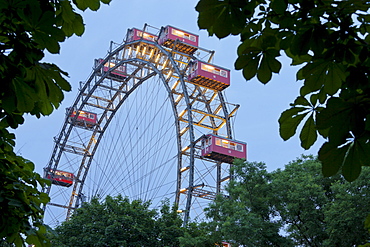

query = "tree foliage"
(179, 222), (221, 247)
(156, 199), (184, 246)
(206, 158), (370, 246)
(196, 0), (370, 181)
(205, 159), (293, 246)
(0, 139), (50, 247)
(0, 0), (111, 246)
(51, 195), (184, 247)
(272, 156), (370, 246)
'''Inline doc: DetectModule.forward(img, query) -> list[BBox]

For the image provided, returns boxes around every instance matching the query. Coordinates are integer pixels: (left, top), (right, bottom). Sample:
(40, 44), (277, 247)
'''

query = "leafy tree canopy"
(179, 222), (222, 247)
(51, 195), (184, 247)
(271, 156), (370, 246)
(205, 159), (293, 246)
(196, 0), (370, 181)
(0, 0), (111, 246)
(205, 157), (370, 246)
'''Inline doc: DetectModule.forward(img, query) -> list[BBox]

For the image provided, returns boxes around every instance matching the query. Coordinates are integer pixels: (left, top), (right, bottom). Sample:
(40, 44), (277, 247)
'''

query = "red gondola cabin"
(188, 60), (230, 91)
(126, 28), (158, 43)
(201, 134), (246, 164)
(44, 168), (74, 187)
(158, 25), (198, 54)
(96, 58), (127, 81)
(67, 108), (97, 128)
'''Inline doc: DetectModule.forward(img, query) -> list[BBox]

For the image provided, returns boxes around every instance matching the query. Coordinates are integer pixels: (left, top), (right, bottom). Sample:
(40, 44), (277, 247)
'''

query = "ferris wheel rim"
(43, 36), (235, 226)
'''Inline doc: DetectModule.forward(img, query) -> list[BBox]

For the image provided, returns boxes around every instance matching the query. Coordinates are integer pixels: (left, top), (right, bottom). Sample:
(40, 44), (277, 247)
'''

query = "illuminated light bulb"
(180, 166), (190, 172)
(166, 70), (173, 79)
(179, 188), (187, 193)
(162, 59), (168, 68)
(142, 46), (147, 55)
(149, 49), (154, 59)
(175, 95), (182, 103)
(178, 109), (186, 117)
(179, 127), (187, 136)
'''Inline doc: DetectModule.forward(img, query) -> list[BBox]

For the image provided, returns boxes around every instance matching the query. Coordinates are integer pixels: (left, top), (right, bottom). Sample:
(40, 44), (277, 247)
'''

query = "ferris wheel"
(43, 24), (246, 227)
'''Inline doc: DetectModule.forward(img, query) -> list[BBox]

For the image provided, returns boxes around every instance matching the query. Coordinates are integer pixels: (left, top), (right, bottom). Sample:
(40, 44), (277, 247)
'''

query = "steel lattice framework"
(43, 27), (240, 226)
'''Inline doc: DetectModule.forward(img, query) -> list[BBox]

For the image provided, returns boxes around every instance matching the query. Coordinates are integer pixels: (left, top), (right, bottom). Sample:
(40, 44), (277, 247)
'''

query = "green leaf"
(293, 96), (311, 107)
(318, 142), (347, 177)
(309, 93), (319, 105)
(34, 32), (60, 54)
(59, 0), (76, 22)
(235, 54), (249, 70)
(310, 26), (326, 55)
(237, 38), (261, 55)
(235, 41), (262, 80)
(38, 192), (50, 204)
(299, 114), (317, 149)
(261, 31), (278, 50)
(198, 10), (218, 31)
(270, 0), (287, 14)
(342, 142), (363, 182)
(279, 107), (308, 140)
(26, 234), (42, 247)
(317, 89), (327, 104)
(196, 0), (224, 30)
(323, 63), (346, 95)
(317, 126), (329, 138)
(266, 49), (281, 73)
(41, 63), (71, 91)
(195, 0), (219, 12)
(197, 0), (246, 38)
(75, 0), (100, 11)
(73, 14), (85, 36)
(290, 28), (313, 56)
(230, 6), (246, 34)
(56, 0), (85, 38)
(213, 7), (232, 38)
(364, 213), (370, 230)
(12, 78), (37, 113)
(285, 48), (311, 66)
(13, 233), (23, 247)
(2, 93), (17, 113)
(300, 61), (345, 96)
(257, 49), (281, 84)
(45, 80), (64, 109)
(319, 138), (370, 181)
(300, 60), (328, 93)
(62, 13), (84, 37)
(316, 97), (354, 145)
(8, 198), (23, 207)
(242, 56), (259, 80)
(365, 114), (370, 131)
(237, 53), (260, 80)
